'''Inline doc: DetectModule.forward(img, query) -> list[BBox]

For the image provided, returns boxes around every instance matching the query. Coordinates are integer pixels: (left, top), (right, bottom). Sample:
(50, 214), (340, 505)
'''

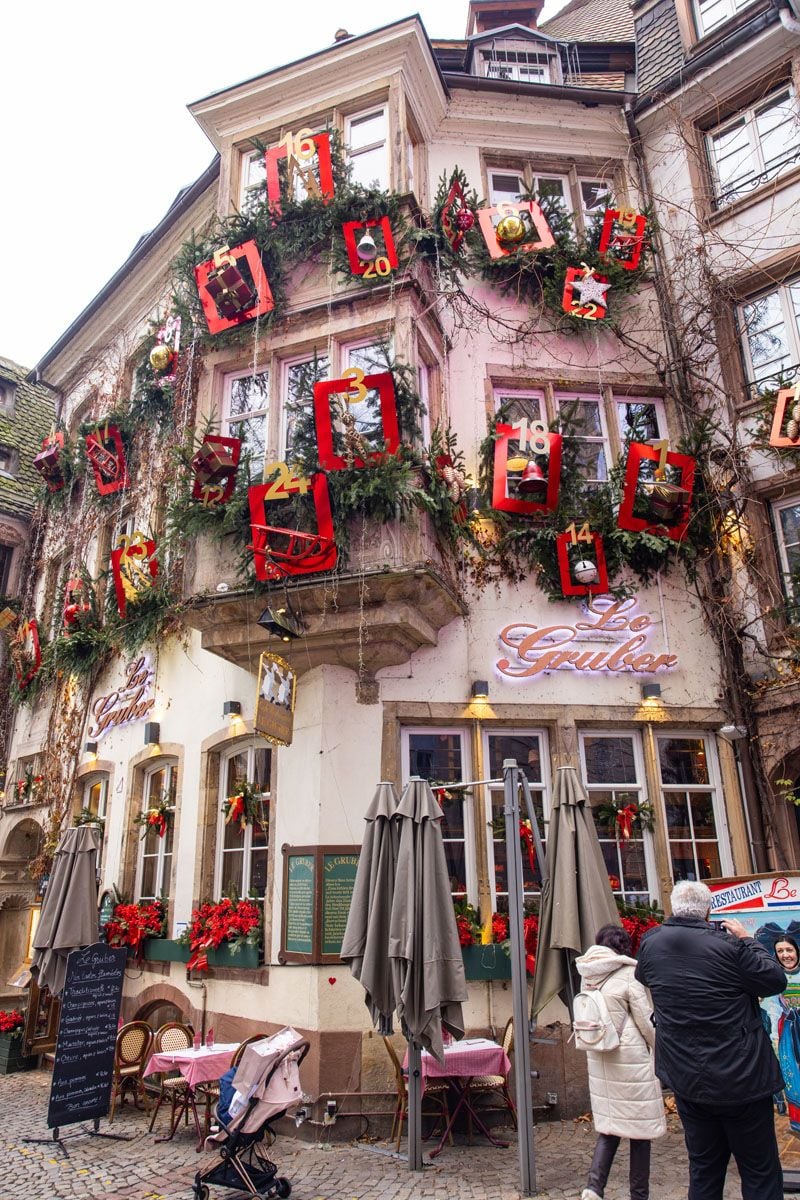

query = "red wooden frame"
(33, 433), (65, 493)
(341, 218), (399, 277)
(491, 423), (562, 515)
(599, 208), (647, 272)
(191, 434), (242, 505)
(768, 386), (800, 447)
(440, 177), (474, 252)
(194, 241), (274, 335)
(313, 372), (400, 471)
(248, 472), (337, 582)
(265, 132), (335, 216)
(617, 442), (696, 541)
(110, 536), (159, 619)
(477, 201), (555, 260)
(556, 530), (609, 596)
(85, 424), (128, 496)
(12, 619), (41, 689)
(562, 267), (609, 321)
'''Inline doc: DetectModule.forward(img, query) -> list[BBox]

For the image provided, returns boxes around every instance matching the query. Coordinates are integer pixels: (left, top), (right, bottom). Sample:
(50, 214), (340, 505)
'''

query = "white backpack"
(571, 984), (625, 1052)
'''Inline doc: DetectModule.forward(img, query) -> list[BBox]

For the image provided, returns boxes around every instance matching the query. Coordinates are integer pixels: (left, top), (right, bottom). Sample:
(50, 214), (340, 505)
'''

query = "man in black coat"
(636, 879), (786, 1200)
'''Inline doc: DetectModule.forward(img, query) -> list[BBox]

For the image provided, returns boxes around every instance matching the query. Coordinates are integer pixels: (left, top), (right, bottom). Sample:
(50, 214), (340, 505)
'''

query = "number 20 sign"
(341, 217), (398, 280)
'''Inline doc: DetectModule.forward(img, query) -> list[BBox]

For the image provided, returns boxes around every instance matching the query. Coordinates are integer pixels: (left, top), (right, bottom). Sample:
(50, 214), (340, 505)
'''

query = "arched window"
(215, 743), (271, 898)
(136, 761), (177, 901)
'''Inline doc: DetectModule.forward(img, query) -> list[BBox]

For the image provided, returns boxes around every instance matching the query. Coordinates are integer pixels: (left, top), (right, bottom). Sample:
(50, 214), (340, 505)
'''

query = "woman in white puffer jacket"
(576, 924), (666, 1200)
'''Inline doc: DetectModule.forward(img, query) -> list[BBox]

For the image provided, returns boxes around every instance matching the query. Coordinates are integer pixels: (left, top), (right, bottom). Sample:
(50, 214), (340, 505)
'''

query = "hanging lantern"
(518, 460), (547, 494)
(194, 240), (274, 335)
(149, 344), (176, 374)
(495, 214), (527, 247)
(572, 559), (599, 584)
(356, 231), (378, 262)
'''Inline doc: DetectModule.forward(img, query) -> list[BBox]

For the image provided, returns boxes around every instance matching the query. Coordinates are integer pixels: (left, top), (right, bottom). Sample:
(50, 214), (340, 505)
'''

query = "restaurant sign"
(496, 597), (678, 680)
(86, 655), (156, 741)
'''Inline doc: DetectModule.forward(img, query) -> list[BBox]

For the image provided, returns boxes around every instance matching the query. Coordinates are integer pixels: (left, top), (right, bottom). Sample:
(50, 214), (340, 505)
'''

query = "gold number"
(511, 418), (550, 457)
(341, 367), (368, 405)
(282, 128), (316, 161)
(262, 461), (311, 498)
(362, 256), (393, 280)
(565, 520), (592, 545)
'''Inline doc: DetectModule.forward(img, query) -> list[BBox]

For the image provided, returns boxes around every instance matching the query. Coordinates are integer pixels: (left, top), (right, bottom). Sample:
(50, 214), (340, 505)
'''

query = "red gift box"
(110, 534), (159, 618)
(191, 435), (242, 505)
(33, 433), (65, 492)
(194, 241), (274, 335)
(86, 424), (128, 496)
(617, 442), (695, 542)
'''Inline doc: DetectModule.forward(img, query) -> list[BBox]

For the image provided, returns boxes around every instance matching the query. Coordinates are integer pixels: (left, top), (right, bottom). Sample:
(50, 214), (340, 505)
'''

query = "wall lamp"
(84, 741), (98, 755)
(471, 679), (490, 701)
(257, 605), (303, 642)
(144, 722), (160, 746)
(641, 683), (661, 701)
(223, 701), (242, 718)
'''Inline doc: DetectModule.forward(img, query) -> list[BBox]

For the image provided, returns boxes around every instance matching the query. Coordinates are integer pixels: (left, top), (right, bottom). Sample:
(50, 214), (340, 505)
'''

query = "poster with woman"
(709, 874), (800, 1178)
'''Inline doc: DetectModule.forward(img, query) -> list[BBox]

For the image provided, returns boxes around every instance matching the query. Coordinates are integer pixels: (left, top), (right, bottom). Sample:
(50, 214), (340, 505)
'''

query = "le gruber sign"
(709, 874), (800, 913)
(86, 655), (155, 741)
(496, 596), (678, 680)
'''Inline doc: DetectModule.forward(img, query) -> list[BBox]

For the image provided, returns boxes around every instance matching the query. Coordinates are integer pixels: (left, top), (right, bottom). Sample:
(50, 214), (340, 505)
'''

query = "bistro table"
(403, 1037), (512, 1158)
(144, 1043), (239, 1150)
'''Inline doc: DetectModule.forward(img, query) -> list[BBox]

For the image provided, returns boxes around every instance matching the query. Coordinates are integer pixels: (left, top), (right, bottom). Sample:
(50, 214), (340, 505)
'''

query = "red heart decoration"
(328, 977), (336, 985)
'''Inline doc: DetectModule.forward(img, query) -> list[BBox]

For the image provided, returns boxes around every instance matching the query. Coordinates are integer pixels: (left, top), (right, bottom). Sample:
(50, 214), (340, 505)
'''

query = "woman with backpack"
(575, 924), (666, 1200)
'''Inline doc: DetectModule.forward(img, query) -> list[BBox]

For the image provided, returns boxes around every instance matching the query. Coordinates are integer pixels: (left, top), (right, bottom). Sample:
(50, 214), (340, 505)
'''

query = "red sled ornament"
(265, 129), (335, 218)
(194, 242), (274, 336)
(313, 370), (400, 471)
(768, 384), (800, 447)
(599, 209), (646, 272)
(492, 420), (562, 515)
(440, 176), (476, 253)
(555, 528), (609, 596)
(62, 578), (92, 633)
(562, 265), (610, 321)
(191, 434), (242, 506)
(617, 441), (695, 542)
(110, 532), (159, 618)
(249, 468), (337, 582)
(33, 432), (66, 493)
(478, 200), (555, 260)
(341, 217), (398, 279)
(85, 424), (128, 496)
(11, 618), (41, 689)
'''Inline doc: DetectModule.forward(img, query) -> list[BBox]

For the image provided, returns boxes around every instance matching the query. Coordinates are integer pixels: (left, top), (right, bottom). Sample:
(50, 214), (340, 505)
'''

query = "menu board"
(47, 943), (127, 1129)
(280, 846), (359, 964)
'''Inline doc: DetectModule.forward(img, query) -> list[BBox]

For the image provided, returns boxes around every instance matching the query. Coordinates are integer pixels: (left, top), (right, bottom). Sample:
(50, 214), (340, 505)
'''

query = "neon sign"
(87, 656), (156, 741)
(496, 597), (678, 680)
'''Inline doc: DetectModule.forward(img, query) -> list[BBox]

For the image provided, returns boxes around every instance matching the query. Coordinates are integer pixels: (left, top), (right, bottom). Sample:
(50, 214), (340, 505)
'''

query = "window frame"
(279, 351), (330, 463)
(135, 760), (177, 902)
(223, 366), (271, 478)
(482, 727), (551, 912)
(655, 731), (733, 883)
(706, 86), (799, 208)
(771, 494), (800, 601)
(578, 730), (660, 905)
(556, 390), (613, 488)
(81, 773), (110, 869)
(213, 741), (272, 900)
(0, 444), (19, 479)
(400, 726), (476, 905)
(693, 0), (758, 37)
(0, 542), (13, 594)
(737, 277), (800, 394)
(344, 106), (389, 191)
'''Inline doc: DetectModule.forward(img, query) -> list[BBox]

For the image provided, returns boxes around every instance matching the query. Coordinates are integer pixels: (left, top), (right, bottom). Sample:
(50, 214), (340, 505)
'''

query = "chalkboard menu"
(280, 846), (359, 964)
(47, 943), (127, 1129)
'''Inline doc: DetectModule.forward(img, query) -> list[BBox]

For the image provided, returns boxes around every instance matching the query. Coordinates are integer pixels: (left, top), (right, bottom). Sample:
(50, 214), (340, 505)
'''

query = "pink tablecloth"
(144, 1043), (239, 1089)
(404, 1038), (511, 1091)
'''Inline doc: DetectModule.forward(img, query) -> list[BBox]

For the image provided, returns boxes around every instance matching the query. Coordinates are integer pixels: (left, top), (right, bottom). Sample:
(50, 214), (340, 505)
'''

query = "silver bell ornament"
(356, 231), (378, 262)
(572, 559), (599, 584)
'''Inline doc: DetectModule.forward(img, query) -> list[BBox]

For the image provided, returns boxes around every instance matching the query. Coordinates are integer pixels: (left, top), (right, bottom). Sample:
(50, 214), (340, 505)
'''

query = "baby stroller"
(193, 1026), (310, 1200)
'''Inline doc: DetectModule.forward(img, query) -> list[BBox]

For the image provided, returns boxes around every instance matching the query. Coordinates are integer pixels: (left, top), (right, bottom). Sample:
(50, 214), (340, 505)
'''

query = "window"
(579, 178), (613, 226)
(556, 392), (610, 486)
(345, 108), (388, 190)
(0, 445), (18, 478)
(240, 148), (266, 207)
(224, 368), (269, 478)
(215, 743), (271, 898)
(493, 387), (544, 425)
(0, 543), (12, 594)
(580, 732), (657, 905)
(616, 398), (666, 445)
(281, 353), (330, 462)
(137, 762), (176, 901)
(657, 735), (730, 882)
(484, 730), (549, 912)
(402, 728), (474, 901)
(738, 279), (800, 393)
(480, 49), (551, 84)
(707, 88), (800, 207)
(0, 381), (16, 416)
(342, 341), (393, 447)
(772, 496), (800, 600)
(80, 774), (109, 869)
(694, 0), (757, 36)
(488, 169), (571, 212)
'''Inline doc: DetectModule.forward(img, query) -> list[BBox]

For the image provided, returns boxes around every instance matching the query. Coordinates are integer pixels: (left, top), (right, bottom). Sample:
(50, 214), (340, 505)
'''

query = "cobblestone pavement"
(0, 1070), (747, 1200)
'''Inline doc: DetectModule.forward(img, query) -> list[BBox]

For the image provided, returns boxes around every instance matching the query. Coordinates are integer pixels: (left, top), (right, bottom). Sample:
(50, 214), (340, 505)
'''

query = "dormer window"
(480, 45), (551, 83)
(0, 381), (16, 416)
(471, 32), (561, 85)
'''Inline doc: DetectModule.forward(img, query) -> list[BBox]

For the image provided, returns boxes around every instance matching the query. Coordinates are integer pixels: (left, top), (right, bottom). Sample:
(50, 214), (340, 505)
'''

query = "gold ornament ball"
(495, 214), (526, 247)
(149, 345), (174, 373)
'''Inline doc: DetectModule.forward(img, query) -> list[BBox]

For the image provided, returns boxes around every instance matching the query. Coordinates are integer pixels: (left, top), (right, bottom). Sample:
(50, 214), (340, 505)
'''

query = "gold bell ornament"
(495, 213), (527, 247)
(149, 344), (175, 373)
(356, 231), (378, 262)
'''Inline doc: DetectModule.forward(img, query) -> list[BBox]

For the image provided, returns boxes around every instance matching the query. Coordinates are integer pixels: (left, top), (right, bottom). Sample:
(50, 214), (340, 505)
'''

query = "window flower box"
(143, 938), (260, 970)
(0, 1026), (35, 1074)
(461, 945), (512, 981)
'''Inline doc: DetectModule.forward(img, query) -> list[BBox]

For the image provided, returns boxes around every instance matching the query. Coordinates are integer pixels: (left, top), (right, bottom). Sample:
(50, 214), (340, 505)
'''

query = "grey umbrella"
(30, 825), (100, 998)
(532, 765), (619, 1017)
(341, 782), (399, 1035)
(389, 778), (468, 1169)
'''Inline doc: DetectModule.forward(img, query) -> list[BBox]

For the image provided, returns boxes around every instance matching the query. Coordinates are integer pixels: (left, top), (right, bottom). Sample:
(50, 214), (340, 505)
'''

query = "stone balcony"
(182, 511), (465, 675)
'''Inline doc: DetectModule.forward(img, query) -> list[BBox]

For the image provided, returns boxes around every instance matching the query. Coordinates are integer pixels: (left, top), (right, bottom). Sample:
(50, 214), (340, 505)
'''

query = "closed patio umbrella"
(532, 765), (619, 1017)
(341, 782), (399, 1035)
(389, 777), (468, 1169)
(30, 825), (100, 998)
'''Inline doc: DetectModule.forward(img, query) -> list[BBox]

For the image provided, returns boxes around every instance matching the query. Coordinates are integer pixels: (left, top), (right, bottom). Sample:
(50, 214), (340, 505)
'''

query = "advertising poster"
(709, 874), (800, 1182)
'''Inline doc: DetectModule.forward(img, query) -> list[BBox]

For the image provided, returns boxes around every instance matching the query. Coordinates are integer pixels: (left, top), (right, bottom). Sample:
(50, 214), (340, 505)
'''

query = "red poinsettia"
(523, 915), (539, 975)
(0, 1009), (24, 1034)
(621, 913), (662, 954)
(491, 912), (510, 942)
(105, 899), (165, 955)
(185, 898), (262, 972)
(456, 914), (477, 947)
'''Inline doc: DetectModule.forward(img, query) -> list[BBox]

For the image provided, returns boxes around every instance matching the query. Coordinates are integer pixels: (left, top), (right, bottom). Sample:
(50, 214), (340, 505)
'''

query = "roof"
(540, 0), (635, 41)
(0, 357), (56, 520)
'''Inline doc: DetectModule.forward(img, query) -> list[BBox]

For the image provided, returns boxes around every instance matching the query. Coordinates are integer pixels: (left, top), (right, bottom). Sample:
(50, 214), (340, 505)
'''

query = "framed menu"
(279, 845), (359, 965)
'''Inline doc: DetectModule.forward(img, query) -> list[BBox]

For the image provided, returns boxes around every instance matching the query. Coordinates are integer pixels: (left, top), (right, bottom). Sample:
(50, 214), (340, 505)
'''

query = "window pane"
(443, 840), (468, 897)
(252, 748), (271, 791)
(779, 503), (800, 549)
(696, 843), (721, 879)
(284, 355), (329, 460)
(536, 177), (567, 206)
(741, 290), (792, 386)
(690, 792), (718, 837)
(658, 738), (710, 785)
(140, 856), (157, 899)
(494, 392), (543, 423)
(226, 752), (249, 794)
(350, 145), (387, 190)
(490, 173), (524, 205)
(229, 372), (269, 418)
(249, 848), (268, 898)
(665, 795), (691, 838)
(408, 732), (462, 782)
(487, 734), (543, 783)
(757, 92), (798, 172)
(348, 111), (385, 151)
(619, 840), (648, 893)
(670, 841), (699, 881)
(580, 179), (612, 217)
(221, 849), (244, 897)
(618, 401), (661, 442)
(710, 119), (753, 197)
(584, 736), (637, 784)
(230, 416), (265, 468)
(223, 820), (246, 850)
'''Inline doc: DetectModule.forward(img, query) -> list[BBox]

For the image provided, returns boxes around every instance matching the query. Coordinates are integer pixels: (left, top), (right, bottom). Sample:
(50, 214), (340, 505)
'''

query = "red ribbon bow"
(147, 810), (167, 838)
(519, 820), (535, 871)
(225, 795), (246, 829)
(616, 804), (638, 840)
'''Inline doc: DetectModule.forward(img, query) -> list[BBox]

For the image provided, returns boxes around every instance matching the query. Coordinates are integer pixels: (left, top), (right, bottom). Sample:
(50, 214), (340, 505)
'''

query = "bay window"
(215, 743), (271, 899)
(136, 762), (176, 901)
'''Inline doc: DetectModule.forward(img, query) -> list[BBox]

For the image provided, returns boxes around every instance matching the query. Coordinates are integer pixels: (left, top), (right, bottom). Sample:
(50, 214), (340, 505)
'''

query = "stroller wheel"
(193, 1185), (210, 1200)
(274, 1178), (291, 1198)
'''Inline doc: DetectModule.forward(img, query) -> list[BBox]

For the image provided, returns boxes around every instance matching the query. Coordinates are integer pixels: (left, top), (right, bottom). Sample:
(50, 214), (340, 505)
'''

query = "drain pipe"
(778, 5), (800, 33)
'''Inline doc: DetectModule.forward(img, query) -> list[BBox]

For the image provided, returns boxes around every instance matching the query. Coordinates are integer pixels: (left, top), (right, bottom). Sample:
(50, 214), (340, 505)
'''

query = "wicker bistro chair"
(383, 1037), (452, 1152)
(108, 1021), (153, 1123)
(465, 1018), (517, 1137)
(147, 1022), (197, 1137)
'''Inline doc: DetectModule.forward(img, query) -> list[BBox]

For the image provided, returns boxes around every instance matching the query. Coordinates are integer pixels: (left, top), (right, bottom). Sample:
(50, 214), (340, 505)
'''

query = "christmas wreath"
(222, 780), (262, 829)
(596, 798), (655, 840)
(134, 797), (172, 839)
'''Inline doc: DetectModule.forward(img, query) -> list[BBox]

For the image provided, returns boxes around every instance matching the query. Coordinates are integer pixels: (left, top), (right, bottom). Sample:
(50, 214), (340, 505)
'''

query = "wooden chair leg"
(503, 1084), (518, 1130)
(108, 1078), (118, 1125)
(148, 1088), (164, 1132)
